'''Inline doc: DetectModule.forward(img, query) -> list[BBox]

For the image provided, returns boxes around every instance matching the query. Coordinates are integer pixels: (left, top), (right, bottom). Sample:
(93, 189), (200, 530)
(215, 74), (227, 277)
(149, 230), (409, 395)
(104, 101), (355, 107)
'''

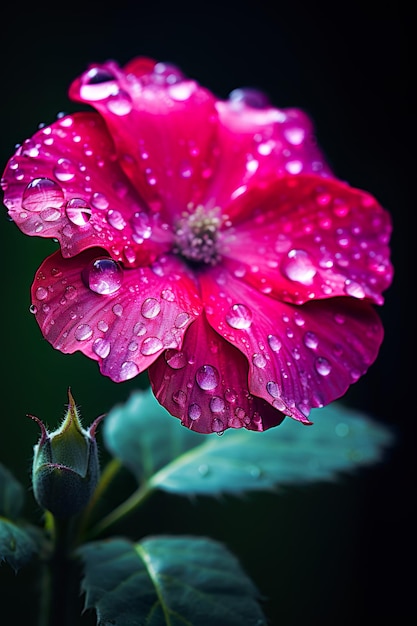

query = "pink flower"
(1, 57), (393, 434)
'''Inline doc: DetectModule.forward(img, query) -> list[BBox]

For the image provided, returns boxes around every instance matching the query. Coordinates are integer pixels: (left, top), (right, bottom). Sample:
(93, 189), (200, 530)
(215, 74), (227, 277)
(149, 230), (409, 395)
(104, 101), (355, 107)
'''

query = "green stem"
(38, 515), (80, 626)
(87, 482), (154, 539)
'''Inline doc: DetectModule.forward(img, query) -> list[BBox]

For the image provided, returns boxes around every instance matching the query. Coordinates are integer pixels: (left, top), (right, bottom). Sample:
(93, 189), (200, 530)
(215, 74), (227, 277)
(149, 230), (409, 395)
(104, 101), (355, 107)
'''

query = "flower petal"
(221, 174), (393, 305)
(1, 112), (170, 265)
(200, 268), (384, 422)
(203, 99), (333, 210)
(149, 313), (286, 434)
(69, 58), (219, 221)
(31, 250), (202, 382)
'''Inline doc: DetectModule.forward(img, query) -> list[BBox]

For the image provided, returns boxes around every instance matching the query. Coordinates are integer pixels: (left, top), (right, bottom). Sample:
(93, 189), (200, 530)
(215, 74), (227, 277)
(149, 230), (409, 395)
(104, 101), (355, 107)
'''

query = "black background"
(0, 1), (415, 624)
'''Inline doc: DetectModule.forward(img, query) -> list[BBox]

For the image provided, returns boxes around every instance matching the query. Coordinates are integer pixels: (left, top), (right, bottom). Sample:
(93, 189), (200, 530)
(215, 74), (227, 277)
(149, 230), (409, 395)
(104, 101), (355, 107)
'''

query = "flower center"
(173, 205), (223, 266)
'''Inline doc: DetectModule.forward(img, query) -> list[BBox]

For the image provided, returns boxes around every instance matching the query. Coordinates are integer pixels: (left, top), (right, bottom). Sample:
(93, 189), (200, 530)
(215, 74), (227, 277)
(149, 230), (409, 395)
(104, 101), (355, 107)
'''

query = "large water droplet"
(211, 417), (225, 433)
(120, 360), (139, 380)
(266, 381), (280, 398)
(303, 331), (319, 350)
(141, 297), (161, 319)
(225, 303), (252, 329)
(228, 87), (270, 109)
(210, 396), (225, 413)
(344, 279), (366, 299)
(282, 249), (317, 284)
(188, 403), (201, 420)
(53, 158), (77, 182)
(65, 198), (92, 225)
(196, 365), (219, 390)
(75, 324), (93, 341)
(107, 209), (127, 230)
(172, 389), (187, 406)
(87, 258), (124, 295)
(315, 357), (332, 376)
(165, 349), (187, 369)
(252, 353), (267, 368)
(22, 178), (64, 212)
(267, 334), (282, 352)
(140, 336), (163, 355)
(92, 337), (111, 358)
(106, 90), (133, 115)
(80, 66), (118, 100)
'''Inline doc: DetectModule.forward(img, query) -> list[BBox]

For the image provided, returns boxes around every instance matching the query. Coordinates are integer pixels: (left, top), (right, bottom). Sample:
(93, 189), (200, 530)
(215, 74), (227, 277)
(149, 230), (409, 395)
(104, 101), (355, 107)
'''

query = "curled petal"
(1, 112), (169, 265)
(149, 313), (286, 434)
(31, 250), (202, 382)
(203, 100), (333, 210)
(69, 58), (219, 222)
(221, 174), (393, 305)
(201, 269), (384, 422)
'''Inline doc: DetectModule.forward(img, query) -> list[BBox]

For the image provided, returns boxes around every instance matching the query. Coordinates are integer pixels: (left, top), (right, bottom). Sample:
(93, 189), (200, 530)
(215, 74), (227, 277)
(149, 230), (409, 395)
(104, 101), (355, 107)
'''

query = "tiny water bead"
(86, 257), (124, 295)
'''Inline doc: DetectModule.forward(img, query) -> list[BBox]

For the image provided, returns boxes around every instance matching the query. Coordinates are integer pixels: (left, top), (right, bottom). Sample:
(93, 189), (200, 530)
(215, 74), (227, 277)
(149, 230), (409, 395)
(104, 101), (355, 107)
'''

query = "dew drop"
(315, 357), (332, 376)
(282, 249), (317, 284)
(267, 334), (282, 352)
(35, 286), (48, 301)
(196, 365), (219, 391)
(53, 158), (77, 182)
(87, 258), (124, 295)
(112, 303), (123, 316)
(65, 198), (92, 225)
(344, 279), (366, 299)
(140, 336), (163, 355)
(188, 403), (201, 420)
(161, 289), (175, 302)
(225, 303), (252, 329)
(92, 337), (111, 358)
(106, 90), (133, 115)
(266, 381), (280, 398)
(172, 390), (186, 406)
(90, 192), (109, 210)
(141, 297), (161, 319)
(29, 304), (38, 314)
(165, 349), (187, 369)
(75, 324), (93, 341)
(210, 396), (225, 413)
(175, 312), (191, 328)
(40, 207), (61, 221)
(22, 178), (64, 212)
(107, 209), (127, 231)
(225, 388), (238, 403)
(252, 353), (267, 368)
(133, 322), (146, 336)
(120, 360), (139, 380)
(303, 331), (319, 349)
(131, 212), (152, 240)
(272, 397), (287, 411)
(211, 417), (225, 433)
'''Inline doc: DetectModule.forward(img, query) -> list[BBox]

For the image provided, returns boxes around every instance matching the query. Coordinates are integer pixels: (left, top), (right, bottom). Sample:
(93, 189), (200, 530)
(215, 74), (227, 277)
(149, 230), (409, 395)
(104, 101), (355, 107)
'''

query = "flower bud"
(30, 388), (105, 519)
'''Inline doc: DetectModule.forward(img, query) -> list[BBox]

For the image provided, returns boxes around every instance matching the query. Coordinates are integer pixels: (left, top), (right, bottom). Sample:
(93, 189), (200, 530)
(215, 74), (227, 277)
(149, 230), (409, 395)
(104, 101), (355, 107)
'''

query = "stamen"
(173, 205), (223, 266)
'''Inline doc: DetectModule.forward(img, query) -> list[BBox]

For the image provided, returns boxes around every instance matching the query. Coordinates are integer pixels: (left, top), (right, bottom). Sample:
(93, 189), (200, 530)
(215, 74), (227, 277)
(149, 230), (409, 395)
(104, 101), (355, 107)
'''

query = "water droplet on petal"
(22, 178), (64, 212)
(92, 337), (111, 358)
(344, 279), (366, 299)
(228, 87), (270, 108)
(106, 90), (133, 115)
(75, 324), (93, 341)
(131, 213), (152, 240)
(196, 365), (219, 390)
(303, 331), (319, 349)
(252, 353), (267, 368)
(225, 388), (238, 403)
(35, 286), (48, 301)
(315, 357), (332, 376)
(140, 336), (163, 355)
(210, 396), (225, 413)
(266, 381), (280, 398)
(65, 198), (92, 225)
(225, 303), (252, 329)
(188, 403), (201, 420)
(141, 297), (161, 319)
(91, 192), (109, 210)
(53, 158), (77, 182)
(282, 250), (317, 284)
(165, 349), (187, 369)
(172, 390), (187, 406)
(120, 360), (139, 380)
(107, 209), (127, 230)
(211, 417), (225, 433)
(87, 258), (124, 295)
(267, 334), (282, 352)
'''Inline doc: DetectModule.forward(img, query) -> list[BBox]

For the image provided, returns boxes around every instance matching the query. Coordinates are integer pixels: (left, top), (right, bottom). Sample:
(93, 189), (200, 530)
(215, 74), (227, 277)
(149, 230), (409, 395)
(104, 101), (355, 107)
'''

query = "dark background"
(0, 2), (415, 624)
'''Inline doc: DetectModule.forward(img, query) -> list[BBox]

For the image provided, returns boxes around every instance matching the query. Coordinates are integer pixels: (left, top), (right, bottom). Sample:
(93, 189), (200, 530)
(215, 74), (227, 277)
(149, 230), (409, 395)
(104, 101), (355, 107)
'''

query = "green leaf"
(78, 535), (266, 626)
(103, 389), (393, 497)
(0, 518), (39, 571)
(0, 463), (25, 519)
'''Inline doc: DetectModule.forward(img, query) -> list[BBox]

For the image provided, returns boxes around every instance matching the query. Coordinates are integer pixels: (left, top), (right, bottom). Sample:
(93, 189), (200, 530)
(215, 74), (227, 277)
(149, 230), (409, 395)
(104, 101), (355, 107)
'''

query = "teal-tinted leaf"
(78, 535), (266, 626)
(0, 463), (25, 519)
(0, 518), (39, 571)
(104, 389), (393, 497)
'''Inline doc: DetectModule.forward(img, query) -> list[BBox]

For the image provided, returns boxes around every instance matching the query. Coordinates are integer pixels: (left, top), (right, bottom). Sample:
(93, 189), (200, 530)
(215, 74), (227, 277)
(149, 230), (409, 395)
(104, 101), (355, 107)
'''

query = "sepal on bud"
(30, 388), (105, 519)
